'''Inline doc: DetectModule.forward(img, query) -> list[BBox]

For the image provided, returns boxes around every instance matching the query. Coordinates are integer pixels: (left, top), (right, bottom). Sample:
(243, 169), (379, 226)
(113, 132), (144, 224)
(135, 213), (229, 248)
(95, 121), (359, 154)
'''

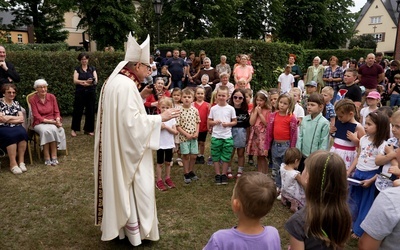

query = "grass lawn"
(0, 117), (358, 249)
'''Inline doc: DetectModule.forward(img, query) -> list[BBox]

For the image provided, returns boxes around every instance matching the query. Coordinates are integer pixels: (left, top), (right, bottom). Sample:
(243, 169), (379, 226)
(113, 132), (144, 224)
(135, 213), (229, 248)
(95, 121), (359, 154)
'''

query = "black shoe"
(221, 174), (228, 185)
(215, 175), (221, 185)
(188, 171), (199, 181)
(184, 173), (191, 184)
(198, 155), (205, 164)
(195, 156), (201, 164)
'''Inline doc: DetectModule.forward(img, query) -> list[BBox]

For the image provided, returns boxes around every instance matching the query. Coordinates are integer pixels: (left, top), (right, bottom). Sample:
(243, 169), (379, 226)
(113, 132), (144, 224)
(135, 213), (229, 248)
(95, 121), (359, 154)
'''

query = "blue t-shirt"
(166, 57), (187, 81)
(325, 102), (335, 120)
(204, 226), (281, 250)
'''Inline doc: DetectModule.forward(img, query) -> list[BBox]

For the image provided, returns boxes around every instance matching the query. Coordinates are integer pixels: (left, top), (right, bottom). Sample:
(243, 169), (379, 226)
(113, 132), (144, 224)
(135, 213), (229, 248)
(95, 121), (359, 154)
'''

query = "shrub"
(3, 43), (69, 51)
(8, 51), (124, 115)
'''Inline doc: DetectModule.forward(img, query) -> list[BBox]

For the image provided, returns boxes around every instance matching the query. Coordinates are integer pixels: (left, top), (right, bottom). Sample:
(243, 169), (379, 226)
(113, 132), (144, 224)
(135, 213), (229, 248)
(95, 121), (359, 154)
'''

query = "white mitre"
(107, 33), (150, 83)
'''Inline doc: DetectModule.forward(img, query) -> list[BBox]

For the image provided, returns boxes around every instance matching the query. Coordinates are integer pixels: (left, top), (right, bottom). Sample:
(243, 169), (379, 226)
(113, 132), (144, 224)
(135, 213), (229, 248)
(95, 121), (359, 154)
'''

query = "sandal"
(51, 159), (59, 166)
(10, 166), (22, 175)
(71, 130), (77, 137)
(176, 158), (183, 167)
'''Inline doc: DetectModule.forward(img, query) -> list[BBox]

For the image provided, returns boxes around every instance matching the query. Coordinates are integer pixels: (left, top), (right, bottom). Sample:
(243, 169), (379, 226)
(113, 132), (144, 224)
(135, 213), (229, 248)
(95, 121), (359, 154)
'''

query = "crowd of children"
(151, 56), (400, 249)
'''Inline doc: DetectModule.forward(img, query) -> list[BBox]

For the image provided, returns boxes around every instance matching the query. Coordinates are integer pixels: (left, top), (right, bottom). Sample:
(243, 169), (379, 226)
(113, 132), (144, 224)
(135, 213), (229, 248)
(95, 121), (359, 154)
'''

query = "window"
(17, 34), (23, 43)
(370, 16), (382, 24)
(6, 34), (11, 43)
(373, 33), (385, 42)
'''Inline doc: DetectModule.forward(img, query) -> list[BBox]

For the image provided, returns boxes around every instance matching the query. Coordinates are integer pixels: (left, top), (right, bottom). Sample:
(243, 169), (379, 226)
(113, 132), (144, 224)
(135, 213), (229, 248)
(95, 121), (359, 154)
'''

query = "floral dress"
(247, 109), (270, 156)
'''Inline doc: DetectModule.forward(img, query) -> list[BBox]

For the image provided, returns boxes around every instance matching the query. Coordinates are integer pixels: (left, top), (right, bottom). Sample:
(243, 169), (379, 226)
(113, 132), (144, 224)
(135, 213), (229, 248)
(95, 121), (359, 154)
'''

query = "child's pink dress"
(247, 109), (270, 156)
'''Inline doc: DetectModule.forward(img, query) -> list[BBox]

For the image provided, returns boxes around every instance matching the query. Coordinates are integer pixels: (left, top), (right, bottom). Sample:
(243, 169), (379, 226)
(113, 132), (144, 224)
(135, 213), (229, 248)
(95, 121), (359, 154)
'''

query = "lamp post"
(307, 23), (313, 40)
(394, 0), (400, 60)
(153, 0), (163, 45)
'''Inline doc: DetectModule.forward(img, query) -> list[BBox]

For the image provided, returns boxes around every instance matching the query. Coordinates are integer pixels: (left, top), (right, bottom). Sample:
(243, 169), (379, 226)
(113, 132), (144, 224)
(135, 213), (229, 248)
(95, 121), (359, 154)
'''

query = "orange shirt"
(273, 114), (291, 141)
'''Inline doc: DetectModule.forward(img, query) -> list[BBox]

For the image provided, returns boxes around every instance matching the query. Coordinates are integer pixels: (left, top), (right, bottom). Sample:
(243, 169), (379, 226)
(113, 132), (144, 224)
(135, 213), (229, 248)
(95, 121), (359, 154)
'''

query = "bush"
(3, 43), (69, 51)
(7, 51), (124, 115)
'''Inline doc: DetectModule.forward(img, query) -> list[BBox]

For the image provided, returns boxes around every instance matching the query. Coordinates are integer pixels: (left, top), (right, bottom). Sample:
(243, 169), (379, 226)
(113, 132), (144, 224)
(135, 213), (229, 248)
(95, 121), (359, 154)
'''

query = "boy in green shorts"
(176, 88), (200, 184)
(208, 86), (237, 185)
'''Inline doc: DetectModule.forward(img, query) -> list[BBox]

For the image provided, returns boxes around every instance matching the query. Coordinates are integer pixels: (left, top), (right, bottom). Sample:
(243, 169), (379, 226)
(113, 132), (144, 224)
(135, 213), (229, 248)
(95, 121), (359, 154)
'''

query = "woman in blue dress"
(0, 83), (28, 174)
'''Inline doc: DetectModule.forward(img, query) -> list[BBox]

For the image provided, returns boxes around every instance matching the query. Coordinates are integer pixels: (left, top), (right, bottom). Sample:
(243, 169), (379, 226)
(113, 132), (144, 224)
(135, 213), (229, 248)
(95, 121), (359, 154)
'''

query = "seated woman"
(0, 84), (28, 174)
(29, 79), (66, 166)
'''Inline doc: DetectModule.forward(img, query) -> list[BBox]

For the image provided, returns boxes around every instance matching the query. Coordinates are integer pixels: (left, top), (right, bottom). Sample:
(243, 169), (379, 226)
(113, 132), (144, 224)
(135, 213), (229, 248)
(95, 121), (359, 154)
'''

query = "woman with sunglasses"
(0, 83), (28, 174)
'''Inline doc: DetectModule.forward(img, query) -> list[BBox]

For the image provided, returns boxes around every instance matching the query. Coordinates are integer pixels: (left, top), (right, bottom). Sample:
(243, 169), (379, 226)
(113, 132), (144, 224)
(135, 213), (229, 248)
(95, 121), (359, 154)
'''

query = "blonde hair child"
(289, 87), (305, 125)
(171, 88), (183, 167)
(264, 93), (297, 192)
(155, 97), (178, 191)
(321, 86), (336, 127)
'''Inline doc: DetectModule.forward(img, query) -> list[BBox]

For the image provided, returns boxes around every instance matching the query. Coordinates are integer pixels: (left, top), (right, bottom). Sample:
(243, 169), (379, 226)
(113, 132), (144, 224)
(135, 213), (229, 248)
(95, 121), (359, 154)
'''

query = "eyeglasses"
(141, 63), (151, 71)
(233, 96), (243, 100)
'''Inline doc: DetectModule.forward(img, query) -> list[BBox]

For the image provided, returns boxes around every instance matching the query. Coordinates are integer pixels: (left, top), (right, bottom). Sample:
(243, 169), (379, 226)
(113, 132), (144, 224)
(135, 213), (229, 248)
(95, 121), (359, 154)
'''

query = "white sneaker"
(10, 166), (22, 175)
(19, 163), (27, 172)
(277, 194), (282, 200)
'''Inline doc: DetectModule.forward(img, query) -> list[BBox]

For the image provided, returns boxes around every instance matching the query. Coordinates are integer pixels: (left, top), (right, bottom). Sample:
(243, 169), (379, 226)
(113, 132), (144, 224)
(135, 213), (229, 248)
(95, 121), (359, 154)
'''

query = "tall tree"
(76, 0), (140, 50)
(7, 0), (73, 43)
(276, 0), (355, 48)
(237, 0), (269, 39)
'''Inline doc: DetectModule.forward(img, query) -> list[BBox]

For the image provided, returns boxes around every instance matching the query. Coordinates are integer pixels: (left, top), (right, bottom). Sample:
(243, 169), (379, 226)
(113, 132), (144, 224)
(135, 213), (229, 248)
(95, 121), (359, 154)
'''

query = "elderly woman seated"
(0, 84), (28, 174)
(29, 79), (66, 166)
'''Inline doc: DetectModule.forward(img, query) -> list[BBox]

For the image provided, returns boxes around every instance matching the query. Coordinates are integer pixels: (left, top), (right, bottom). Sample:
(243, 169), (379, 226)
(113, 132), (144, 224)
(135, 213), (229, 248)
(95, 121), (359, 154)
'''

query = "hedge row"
(3, 43), (69, 51)
(7, 51), (125, 115)
(7, 38), (373, 115)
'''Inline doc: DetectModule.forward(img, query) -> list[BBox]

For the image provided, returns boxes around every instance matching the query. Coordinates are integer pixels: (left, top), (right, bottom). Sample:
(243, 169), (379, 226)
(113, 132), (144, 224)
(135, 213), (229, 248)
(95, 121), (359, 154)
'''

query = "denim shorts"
(232, 127), (247, 148)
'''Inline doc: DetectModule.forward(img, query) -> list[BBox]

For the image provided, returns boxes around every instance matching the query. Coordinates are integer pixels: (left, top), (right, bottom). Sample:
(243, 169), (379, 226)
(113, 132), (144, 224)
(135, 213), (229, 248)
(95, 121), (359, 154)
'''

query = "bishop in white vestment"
(94, 34), (180, 246)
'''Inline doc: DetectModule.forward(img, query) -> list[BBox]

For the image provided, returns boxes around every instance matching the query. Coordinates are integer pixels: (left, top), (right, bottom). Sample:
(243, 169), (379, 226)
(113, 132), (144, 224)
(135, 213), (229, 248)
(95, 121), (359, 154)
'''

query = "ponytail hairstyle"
(304, 150), (351, 249)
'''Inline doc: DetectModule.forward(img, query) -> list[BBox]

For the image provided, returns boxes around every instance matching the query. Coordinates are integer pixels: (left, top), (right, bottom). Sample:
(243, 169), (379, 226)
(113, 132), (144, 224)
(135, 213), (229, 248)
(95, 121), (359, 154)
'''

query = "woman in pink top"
(29, 79), (66, 166)
(233, 55), (253, 89)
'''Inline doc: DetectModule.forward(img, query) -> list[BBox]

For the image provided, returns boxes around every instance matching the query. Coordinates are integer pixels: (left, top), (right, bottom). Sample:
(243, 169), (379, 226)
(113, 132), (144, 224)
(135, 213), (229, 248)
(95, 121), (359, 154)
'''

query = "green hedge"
(6, 39), (373, 115)
(8, 51), (124, 115)
(3, 43), (69, 51)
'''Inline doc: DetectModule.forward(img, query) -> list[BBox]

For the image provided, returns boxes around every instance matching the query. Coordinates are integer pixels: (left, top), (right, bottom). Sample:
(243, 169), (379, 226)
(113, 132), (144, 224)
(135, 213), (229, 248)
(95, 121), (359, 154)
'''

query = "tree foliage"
(138, 0), (280, 43)
(275, 0), (356, 49)
(5, 0), (73, 43)
(348, 34), (377, 50)
(75, 0), (140, 50)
